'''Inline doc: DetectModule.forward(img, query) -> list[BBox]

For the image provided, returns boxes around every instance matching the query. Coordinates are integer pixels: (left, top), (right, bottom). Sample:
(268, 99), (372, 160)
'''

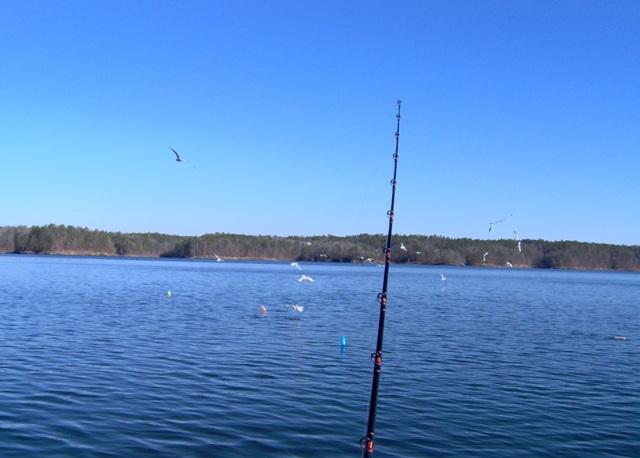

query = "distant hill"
(1, 224), (639, 271)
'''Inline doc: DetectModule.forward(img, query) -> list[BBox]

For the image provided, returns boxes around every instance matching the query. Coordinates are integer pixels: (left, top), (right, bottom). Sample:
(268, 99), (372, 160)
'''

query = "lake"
(0, 255), (638, 457)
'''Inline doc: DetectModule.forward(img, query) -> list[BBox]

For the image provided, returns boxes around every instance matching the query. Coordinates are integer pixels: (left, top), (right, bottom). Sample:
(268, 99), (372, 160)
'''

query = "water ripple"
(0, 256), (638, 456)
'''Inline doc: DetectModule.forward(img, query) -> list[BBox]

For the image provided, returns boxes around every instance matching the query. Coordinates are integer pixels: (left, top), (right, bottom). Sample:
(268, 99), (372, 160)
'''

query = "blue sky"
(1, 1), (639, 244)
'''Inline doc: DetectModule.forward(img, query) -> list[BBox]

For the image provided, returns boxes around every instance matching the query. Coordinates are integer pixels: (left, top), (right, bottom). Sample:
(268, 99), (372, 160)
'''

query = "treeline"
(1, 224), (639, 271)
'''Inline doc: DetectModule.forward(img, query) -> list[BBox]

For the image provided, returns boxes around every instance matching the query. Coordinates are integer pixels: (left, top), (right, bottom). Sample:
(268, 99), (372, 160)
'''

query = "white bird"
(170, 147), (183, 162)
(306, 242), (312, 246)
(288, 304), (304, 312)
(214, 253), (223, 262)
(505, 261), (513, 268)
(517, 240), (522, 252)
(298, 274), (314, 283)
(613, 336), (627, 341)
(488, 214), (512, 233)
(166, 290), (172, 298)
(290, 262), (302, 271)
(416, 251), (422, 255)
(440, 273), (447, 281)
(483, 252), (489, 262)
(400, 242), (407, 252)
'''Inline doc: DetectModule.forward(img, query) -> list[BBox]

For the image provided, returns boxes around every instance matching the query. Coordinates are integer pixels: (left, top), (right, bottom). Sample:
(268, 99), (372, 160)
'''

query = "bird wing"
(170, 148), (181, 160)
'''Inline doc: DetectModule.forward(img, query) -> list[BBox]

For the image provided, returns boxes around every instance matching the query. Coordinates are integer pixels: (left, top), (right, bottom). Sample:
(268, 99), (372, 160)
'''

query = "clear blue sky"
(1, 1), (639, 244)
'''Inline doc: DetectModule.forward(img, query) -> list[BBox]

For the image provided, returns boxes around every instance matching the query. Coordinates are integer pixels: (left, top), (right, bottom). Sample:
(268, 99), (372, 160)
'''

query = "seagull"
(288, 304), (304, 312)
(505, 261), (513, 268)
(290, 262), (302, 271)
(298, 274), (314, 283)
(305, 242), (312, 246)
(416, 251), (422, 255)
(214, 253), (223, 262)
(483, 252), (489, 262)
(400, 242), (407, 252)
(488, 214), (512, 233)
(170, 147), (184, 162)
(166, 290), (172, 298)
(612, 336), (627, 341)
(440, 273), (447, 281)
(517, 240), (522, 252)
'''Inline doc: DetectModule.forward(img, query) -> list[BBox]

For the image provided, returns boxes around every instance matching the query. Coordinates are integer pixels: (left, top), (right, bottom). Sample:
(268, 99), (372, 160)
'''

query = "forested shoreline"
(1, 224), (639, 271)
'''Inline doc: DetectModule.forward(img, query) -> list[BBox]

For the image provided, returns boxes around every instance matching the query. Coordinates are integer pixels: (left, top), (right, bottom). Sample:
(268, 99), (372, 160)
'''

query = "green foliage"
(0, 225), (639, 271)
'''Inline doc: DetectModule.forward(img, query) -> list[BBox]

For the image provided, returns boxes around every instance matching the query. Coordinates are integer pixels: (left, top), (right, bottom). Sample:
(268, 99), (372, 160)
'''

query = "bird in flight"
(170, 148), (184, 162)
(400, 242), (407, 252)
(440, 273), (447, 281)
(505, 261), (513, 268)
(488, 214), (513, 233)
(483, 252), (489, 262)
(298, 274), (314, 283)
(290, 262), (302, 271)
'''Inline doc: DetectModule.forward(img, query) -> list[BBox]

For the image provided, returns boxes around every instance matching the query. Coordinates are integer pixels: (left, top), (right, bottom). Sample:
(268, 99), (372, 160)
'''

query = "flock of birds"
(170, 147), (521, 268)
(168, 151), (627, 340)
(170, 147), (312, 318)
(162, 157), (629, 342)
(172, 147), (521, 274)
(394, 213), (523, 277)
(259, 261), (313, 317)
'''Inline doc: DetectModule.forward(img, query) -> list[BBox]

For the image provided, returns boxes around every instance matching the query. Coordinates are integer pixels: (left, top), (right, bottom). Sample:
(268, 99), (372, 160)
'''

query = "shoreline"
(3, 251), (639, 273)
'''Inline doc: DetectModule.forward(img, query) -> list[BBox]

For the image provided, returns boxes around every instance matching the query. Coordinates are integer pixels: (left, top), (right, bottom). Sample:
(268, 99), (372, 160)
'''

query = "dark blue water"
(0, 255), (638, 457)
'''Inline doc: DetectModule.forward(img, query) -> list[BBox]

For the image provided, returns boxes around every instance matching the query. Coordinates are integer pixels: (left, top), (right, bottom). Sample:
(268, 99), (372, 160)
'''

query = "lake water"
(0, 254), (638, 457)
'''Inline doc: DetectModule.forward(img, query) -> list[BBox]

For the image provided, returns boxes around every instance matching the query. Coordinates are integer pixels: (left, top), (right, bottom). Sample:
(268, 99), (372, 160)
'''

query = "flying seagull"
(214, 253), (223, 262)
(290, 262), (302, 271)
(440, 273), (447, 281)
(170, 148), (184, 162)
(488, 214), (513, 233)
(483, 252), (489, 262)
(505, 261), (513, 268)
(298, 274), (314, 283)
(400, 242), (407, 252)
(513, 231), (523, 252)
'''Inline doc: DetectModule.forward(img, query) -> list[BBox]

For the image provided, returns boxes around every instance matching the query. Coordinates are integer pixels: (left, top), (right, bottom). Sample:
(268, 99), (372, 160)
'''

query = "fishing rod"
(361, 99), (402, 457)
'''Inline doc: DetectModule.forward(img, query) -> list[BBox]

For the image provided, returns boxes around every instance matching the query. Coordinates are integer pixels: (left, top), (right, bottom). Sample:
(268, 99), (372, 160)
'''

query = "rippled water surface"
(0, 255), (638, 457)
